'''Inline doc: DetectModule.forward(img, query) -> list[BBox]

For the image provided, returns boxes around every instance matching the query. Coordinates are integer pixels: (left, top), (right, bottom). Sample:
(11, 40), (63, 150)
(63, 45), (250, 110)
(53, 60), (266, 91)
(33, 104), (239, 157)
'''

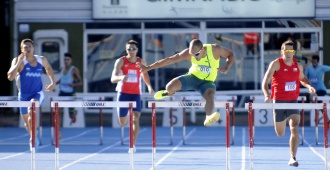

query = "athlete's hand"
(264, 96), (272, 103)
(218, 67), (228, 74)
(147, 85), (154, 94)
(45, 83), (56, 92)
(308, 86), (316, 94)
(136, 62), (149, 73)
(17, 53), (24, 63)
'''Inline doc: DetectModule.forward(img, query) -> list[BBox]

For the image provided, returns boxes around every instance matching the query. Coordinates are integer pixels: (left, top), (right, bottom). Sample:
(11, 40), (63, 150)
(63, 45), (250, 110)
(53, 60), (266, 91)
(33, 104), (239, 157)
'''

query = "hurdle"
(0, 100), (39, 170)
(50, 96), (104, 145)
(0, 96), (43, 145)
(245, 102), (328, 170)
(121, 94), (174, 146)
(313, 96), (330, 145)
(250, 96), (306, 145)
(181, 95), (237, 145)
(148, 101), (233, 170)
(51, 101), (136, 170)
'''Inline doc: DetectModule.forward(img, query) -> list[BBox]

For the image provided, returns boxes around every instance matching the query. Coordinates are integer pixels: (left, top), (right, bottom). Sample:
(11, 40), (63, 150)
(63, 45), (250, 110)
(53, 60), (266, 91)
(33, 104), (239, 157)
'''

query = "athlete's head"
(312, 55), (319, 67)
(189, 39), (203, 57)
(281, 40), (296, 59)
(126, 39), (138, 56)
(20, 38), (34, 56)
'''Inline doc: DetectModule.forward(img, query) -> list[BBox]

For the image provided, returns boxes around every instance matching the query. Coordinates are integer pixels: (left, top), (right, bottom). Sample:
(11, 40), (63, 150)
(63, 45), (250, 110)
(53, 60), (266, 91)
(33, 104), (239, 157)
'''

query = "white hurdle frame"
(245, 102), (328, 170)
(51, 101), (136, 170)
(121, 94), (174, 146)
(181, 95), (237, 145)
(0, 100), (39, 170)
(313, 96), (330, 145)
(50, 96), (104, 145)
(0, 96), (43, 145)
(148, 101), (234, 170)
(250, 96), (307, 145)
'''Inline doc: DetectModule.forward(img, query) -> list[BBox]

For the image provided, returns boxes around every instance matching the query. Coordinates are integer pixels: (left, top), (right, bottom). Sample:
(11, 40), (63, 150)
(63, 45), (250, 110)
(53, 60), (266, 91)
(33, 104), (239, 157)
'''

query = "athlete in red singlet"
(262, 40), (315, 167)
(111, 39), (154, 153)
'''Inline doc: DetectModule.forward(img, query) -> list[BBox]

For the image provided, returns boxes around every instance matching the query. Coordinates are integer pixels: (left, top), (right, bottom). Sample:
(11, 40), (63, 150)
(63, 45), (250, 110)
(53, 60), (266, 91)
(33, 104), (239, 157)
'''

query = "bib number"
(198, 65), (211, 74)
(285, 81), (296, 91)
(310, 77), (318, 83)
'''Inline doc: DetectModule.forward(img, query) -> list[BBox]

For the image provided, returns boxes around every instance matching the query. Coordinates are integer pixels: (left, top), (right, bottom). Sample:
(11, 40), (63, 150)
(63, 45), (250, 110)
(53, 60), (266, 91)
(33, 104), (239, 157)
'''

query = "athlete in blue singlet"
(56, 52), (82, 136)
(7, 38), (55, 151)
(305, 55), (330, 98)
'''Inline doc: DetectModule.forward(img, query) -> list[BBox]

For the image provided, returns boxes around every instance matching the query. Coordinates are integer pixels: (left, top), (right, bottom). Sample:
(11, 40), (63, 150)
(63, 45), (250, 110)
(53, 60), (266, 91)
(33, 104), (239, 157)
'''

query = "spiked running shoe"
(204, 112), (220, 126)
(154, 90), (170, 100)
(288, 156), (299, 167)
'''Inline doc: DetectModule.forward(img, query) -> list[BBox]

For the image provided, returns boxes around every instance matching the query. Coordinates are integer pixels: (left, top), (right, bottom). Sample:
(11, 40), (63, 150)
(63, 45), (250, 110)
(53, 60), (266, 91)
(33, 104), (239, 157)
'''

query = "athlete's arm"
(137, 49), (190, 72)
(262, 60), (279, 101)
(111, 58), (126, 83)
(41, 56), (56, 92)
(213, 44), (235, 74)
(299, 63), (315, 94)
(7, 54), (24, 81)
(72, 67), (83, 87)
(140, 59), (154, 94)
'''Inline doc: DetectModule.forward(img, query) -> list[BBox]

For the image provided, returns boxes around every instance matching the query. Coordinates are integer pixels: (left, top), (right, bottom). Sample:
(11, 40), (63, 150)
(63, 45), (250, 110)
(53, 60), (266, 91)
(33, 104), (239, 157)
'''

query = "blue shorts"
(274, 100), (299, 122)
(178, 74), (216, 96)
(19, 91), (44, 114)
(117, 92), (141, 117)
(59, 91), (75, 97)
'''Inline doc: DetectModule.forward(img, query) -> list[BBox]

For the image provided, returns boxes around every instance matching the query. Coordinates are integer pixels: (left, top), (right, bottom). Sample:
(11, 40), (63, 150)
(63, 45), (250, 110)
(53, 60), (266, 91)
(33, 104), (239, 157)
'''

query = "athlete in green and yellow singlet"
(137, 39), (235, 126)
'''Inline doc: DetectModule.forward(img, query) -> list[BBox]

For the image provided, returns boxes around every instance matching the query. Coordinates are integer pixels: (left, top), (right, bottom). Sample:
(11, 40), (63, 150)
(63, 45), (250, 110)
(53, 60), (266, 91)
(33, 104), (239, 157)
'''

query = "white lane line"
(241, 128), (246, 170)
(59, 141), (121, 170)
(0, 129), (99, 160)
(303, 138), (330, 165)
(60, 128), (147, 169)
(149, 128), (197, 169)
(59, 128), (98, 142)
(0, 133), (29, 142)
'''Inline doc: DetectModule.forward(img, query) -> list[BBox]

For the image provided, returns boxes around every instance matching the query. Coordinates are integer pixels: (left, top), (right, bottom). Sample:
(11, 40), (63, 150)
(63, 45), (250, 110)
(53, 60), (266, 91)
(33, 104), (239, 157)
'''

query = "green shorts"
(177, 74), (216, 96)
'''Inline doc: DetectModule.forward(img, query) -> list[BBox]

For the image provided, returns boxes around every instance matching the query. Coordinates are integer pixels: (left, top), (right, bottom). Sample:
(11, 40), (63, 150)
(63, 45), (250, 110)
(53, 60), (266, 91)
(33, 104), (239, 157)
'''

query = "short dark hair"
(20, 38), (34, 47)
(312, 55), (319, 62)
(190, 39), (203, 49)
(281, 40), (296, 50)
(126, 39), (138, 46)
(64, 52), (72, 58)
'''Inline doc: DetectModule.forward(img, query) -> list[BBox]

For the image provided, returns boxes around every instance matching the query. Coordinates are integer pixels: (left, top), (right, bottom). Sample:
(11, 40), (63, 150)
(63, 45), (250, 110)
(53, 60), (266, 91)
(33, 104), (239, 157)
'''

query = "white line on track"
(60, 128), (148, 169)
(303, 138), (330, 165)
(149, 128), (197, 169)
(0, 128), (100, 160)
(0, 133), (29, 142)
(60, 141), (122, 170)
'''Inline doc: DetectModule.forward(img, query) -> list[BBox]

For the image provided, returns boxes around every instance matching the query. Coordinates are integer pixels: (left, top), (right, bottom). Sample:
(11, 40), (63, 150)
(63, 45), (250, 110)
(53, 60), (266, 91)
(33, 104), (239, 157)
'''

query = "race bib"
(60, 84), (72, 92)
(198, 65), (211, 74)
(126, 69), (138, 83)
(310, 77), (318, 83)
(285, 81), (296, 91)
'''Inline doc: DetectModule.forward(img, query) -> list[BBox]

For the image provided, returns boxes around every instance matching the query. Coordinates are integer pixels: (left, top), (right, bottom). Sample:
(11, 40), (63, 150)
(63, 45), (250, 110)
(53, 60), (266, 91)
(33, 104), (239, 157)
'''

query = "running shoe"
(128, 145), (136, 153)
(204, 112), (220, 126)
(288, 156), (299, 167)
(154, 90), (170, 100)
